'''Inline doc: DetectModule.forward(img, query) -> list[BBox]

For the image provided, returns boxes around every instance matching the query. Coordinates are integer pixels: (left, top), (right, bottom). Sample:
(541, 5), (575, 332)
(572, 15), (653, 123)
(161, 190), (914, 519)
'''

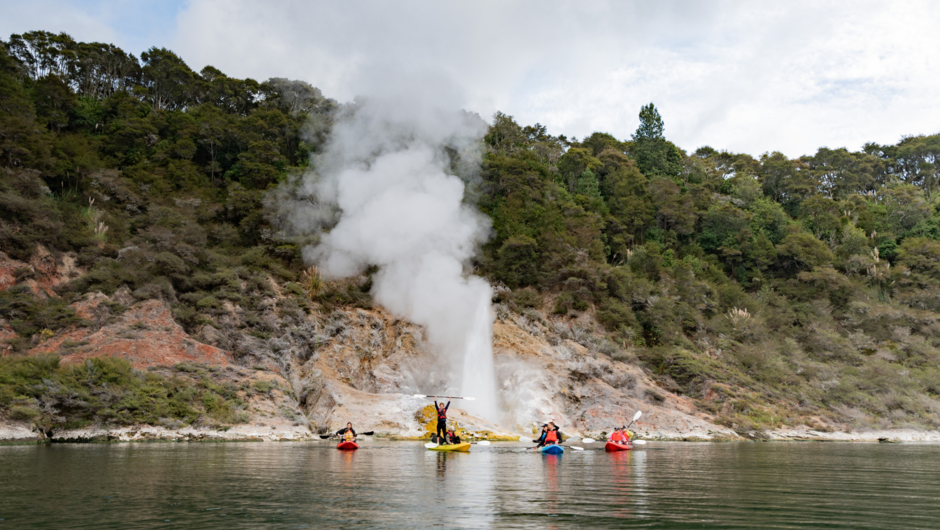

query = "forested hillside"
(3, 31), (940, 433)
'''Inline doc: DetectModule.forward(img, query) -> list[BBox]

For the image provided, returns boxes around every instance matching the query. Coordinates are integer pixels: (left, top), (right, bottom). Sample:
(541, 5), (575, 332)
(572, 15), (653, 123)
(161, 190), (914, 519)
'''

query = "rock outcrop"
(30, 294), (231, 369)
(2, 258), (740, 442)
(0, 247), (83, 299)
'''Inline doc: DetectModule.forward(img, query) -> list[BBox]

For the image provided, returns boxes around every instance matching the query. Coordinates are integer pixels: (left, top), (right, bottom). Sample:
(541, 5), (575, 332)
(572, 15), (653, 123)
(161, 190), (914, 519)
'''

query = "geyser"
(277, 83), (498, 421)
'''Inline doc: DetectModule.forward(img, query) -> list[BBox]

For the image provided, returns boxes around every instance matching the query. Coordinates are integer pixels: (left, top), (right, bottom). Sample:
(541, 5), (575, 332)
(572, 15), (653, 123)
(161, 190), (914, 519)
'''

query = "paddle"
(413, 394), (476, 401)
(319, 430), (374, 440)
(625, 410), (642, 430)
(527, 443), (584, 451)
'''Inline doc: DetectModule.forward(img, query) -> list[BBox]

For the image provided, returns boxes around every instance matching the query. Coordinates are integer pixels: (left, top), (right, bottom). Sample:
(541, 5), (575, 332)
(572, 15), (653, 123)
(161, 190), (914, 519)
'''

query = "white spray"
(278, 78), (498, 421)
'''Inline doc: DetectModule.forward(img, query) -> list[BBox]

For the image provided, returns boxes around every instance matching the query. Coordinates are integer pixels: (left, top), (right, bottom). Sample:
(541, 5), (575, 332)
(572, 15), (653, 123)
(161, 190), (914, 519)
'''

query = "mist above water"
(276, 76), (498, 421)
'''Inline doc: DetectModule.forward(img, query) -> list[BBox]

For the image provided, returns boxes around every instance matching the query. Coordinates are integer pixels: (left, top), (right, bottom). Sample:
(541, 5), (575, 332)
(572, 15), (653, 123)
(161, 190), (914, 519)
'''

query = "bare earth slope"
(3, 261), (933, 443)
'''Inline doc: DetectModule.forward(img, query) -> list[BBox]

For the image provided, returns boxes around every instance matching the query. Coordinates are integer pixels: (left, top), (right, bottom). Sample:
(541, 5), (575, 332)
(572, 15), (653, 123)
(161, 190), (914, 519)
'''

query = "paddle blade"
(632, 440), (647, 445)
(476, 441), (490, 446)
(568, 445), (584, 451)
(361, 431), (374, 435)
(463, 397), (476, 401)
(424, 442), (438, 449)
(518, 436), (533, 443)
(319, 435), (333, 439)
(633, 410), (643, 421)
(582, 438), (595, 443)
(413, 394), (428, 398)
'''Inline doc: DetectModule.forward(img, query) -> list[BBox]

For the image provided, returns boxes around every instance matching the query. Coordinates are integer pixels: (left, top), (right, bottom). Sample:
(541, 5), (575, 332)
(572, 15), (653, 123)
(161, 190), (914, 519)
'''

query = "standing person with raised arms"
(434, 397), (451, 445)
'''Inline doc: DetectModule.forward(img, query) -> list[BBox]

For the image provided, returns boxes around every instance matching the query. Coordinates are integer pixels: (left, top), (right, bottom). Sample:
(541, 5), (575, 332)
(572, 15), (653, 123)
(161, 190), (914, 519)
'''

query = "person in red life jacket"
(447, 429), (461, 444)
(621, 426), (634, 443)
(533, 424), (549, 447)
(544, 422), (564, 446)
(434, 398), (451, 444)
(335, 422), (357, 440)
(609, 427), (626, 443)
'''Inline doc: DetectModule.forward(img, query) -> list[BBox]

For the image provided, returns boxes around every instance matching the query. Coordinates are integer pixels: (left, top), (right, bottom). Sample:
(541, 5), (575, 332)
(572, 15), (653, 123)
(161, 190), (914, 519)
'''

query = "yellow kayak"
(427, 442), (471, 452)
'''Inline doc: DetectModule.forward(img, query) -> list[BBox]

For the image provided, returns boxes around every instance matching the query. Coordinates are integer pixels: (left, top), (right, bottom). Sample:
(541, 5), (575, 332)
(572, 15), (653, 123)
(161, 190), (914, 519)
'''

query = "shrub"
(0, 355), (248, 431)
(252, 379), (277, 394)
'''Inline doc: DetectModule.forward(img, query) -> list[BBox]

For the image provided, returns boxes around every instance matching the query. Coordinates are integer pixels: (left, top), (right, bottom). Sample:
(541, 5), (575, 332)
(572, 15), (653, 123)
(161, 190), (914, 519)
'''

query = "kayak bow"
(337, 441), (359, 451)
(427, 442), (471, 452)
(605, 441), (633, 452)
(541, 444), (564, 455)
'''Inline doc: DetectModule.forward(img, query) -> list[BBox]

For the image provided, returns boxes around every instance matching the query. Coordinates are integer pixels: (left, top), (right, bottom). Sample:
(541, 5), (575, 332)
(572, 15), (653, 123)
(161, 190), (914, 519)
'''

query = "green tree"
(632, 103), (682, 179)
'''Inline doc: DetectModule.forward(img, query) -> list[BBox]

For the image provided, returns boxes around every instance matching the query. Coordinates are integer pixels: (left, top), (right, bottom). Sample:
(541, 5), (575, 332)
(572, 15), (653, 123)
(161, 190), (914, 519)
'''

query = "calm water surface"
(1, 441), (939, 529)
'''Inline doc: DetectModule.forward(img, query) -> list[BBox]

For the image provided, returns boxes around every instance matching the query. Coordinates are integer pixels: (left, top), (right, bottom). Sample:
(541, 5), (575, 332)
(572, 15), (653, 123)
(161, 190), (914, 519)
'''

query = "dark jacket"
(335, 427), (357, 438)
(534, 431), (548, 447)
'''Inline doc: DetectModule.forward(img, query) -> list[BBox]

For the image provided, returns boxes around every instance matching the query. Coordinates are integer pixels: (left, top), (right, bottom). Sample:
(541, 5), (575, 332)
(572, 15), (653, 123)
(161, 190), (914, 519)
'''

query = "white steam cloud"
(279, 76), (499, 421)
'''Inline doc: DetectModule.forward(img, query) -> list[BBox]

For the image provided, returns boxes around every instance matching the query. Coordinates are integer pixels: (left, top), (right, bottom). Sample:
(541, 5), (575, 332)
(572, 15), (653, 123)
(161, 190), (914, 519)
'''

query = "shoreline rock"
(4, 417), (939, 445)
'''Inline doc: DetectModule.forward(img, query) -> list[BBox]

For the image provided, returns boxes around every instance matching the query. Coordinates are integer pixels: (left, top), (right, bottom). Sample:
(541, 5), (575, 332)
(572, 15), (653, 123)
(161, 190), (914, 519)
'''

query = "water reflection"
(608, 451), (632, 519)
(2, 442), (940, 529)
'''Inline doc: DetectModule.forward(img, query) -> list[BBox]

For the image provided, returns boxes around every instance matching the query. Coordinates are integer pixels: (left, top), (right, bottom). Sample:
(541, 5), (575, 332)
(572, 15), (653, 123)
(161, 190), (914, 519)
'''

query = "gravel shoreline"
(4, 420), (939, 445)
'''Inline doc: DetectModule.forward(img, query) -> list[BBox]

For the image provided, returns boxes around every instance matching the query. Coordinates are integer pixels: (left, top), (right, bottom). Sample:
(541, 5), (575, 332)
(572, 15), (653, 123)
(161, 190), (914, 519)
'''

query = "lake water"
(1, 441), (939, 529)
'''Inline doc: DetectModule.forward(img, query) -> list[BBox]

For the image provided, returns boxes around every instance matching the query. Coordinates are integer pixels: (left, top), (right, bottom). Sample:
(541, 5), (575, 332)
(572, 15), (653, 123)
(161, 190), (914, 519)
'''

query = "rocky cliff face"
(2, 252), (738, 441)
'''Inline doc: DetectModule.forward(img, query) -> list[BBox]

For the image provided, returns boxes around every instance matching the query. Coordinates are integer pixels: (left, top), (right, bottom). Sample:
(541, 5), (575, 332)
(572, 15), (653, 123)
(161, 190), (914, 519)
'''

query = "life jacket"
(437, 407), (447, 421)
(610, 431), (624, 442)
(545, 430), (558, 443)
(624, 429), (633, 440)
(344, 431), (354, 442)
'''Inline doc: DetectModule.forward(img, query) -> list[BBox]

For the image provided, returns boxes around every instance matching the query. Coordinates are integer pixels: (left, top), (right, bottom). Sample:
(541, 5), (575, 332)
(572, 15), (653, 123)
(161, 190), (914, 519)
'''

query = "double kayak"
(427, 442), (471, 452)
(541, 444), (564, 455)
(336, 441), (359, 450)
(605, 441), (633, 452)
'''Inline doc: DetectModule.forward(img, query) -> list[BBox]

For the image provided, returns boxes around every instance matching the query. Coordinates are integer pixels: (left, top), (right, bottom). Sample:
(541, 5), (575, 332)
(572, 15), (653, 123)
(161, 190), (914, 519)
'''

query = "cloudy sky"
(3, 0), (939, 158)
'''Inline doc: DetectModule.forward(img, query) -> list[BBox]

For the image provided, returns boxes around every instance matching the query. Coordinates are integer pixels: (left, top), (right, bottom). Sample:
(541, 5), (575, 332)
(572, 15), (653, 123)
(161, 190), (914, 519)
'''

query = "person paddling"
(447, 429), (461, 444)
(434, 398), (451, 445)
(533, 424), (549, 448)
(544, 422), (563, 446)
(609, 427), (626, 443)
(335, 422), (357, 441)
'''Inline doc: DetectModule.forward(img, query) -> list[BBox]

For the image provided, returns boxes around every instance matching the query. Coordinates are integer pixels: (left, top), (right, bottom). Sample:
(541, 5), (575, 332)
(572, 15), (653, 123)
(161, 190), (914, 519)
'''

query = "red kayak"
(336, 441), (359, 450)
(605, 441), (633, 452)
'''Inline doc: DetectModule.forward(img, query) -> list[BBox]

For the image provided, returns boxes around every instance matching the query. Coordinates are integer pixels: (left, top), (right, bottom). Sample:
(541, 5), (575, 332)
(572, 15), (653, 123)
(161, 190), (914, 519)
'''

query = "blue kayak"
(541, 444), (564, 455)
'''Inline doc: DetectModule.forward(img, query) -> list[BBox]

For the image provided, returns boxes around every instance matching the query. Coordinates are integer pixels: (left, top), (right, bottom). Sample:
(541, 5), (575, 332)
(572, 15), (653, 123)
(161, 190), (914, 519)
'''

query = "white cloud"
(0, 0), (119, 46)
(6, 0), (939, 157)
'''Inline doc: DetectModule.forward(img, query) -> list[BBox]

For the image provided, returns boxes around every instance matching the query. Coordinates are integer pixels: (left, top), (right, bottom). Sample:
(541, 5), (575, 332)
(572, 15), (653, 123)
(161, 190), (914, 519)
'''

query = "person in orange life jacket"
(609, 427), (627, 443)
(543, 422), (564, 446)
(533, 424), (549, 447)
(434, 398), (451, 444)
(336, 422), (357, 440)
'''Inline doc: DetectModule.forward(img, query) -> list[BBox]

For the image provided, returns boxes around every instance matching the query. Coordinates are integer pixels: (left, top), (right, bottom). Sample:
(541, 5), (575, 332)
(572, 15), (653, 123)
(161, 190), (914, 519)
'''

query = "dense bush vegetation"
(0, 355), (247, 435)
(3, 31), (940, 431)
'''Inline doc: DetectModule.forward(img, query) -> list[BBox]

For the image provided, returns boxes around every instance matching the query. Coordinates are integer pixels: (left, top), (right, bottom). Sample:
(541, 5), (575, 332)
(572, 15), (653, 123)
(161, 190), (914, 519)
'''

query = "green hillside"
(3, 31), (940, 432)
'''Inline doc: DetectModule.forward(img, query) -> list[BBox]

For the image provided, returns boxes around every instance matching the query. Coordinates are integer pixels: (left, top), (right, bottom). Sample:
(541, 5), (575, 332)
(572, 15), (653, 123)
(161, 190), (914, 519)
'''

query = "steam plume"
(278, 77), (498, 421)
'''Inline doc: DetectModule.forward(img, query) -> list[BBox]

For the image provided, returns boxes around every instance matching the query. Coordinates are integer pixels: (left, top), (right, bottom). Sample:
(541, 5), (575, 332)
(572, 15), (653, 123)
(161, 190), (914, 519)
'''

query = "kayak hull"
(541, 444), (564, 455)
(337, 441), (359, 450)
(428, 442), (471, 452)
(605, 441), (633, 452)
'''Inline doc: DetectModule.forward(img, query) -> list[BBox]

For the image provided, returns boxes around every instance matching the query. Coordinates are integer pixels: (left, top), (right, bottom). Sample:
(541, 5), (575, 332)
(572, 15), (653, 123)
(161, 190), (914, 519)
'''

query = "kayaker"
(335, 422), (357, 440)
(544, 422), (563, 446)
(447, 429), (461, 444)
(619, 426), (634, 442)
(609, 427), (626, 443)
(434, 398), (451, 445)
(533, 424), (549, 448)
